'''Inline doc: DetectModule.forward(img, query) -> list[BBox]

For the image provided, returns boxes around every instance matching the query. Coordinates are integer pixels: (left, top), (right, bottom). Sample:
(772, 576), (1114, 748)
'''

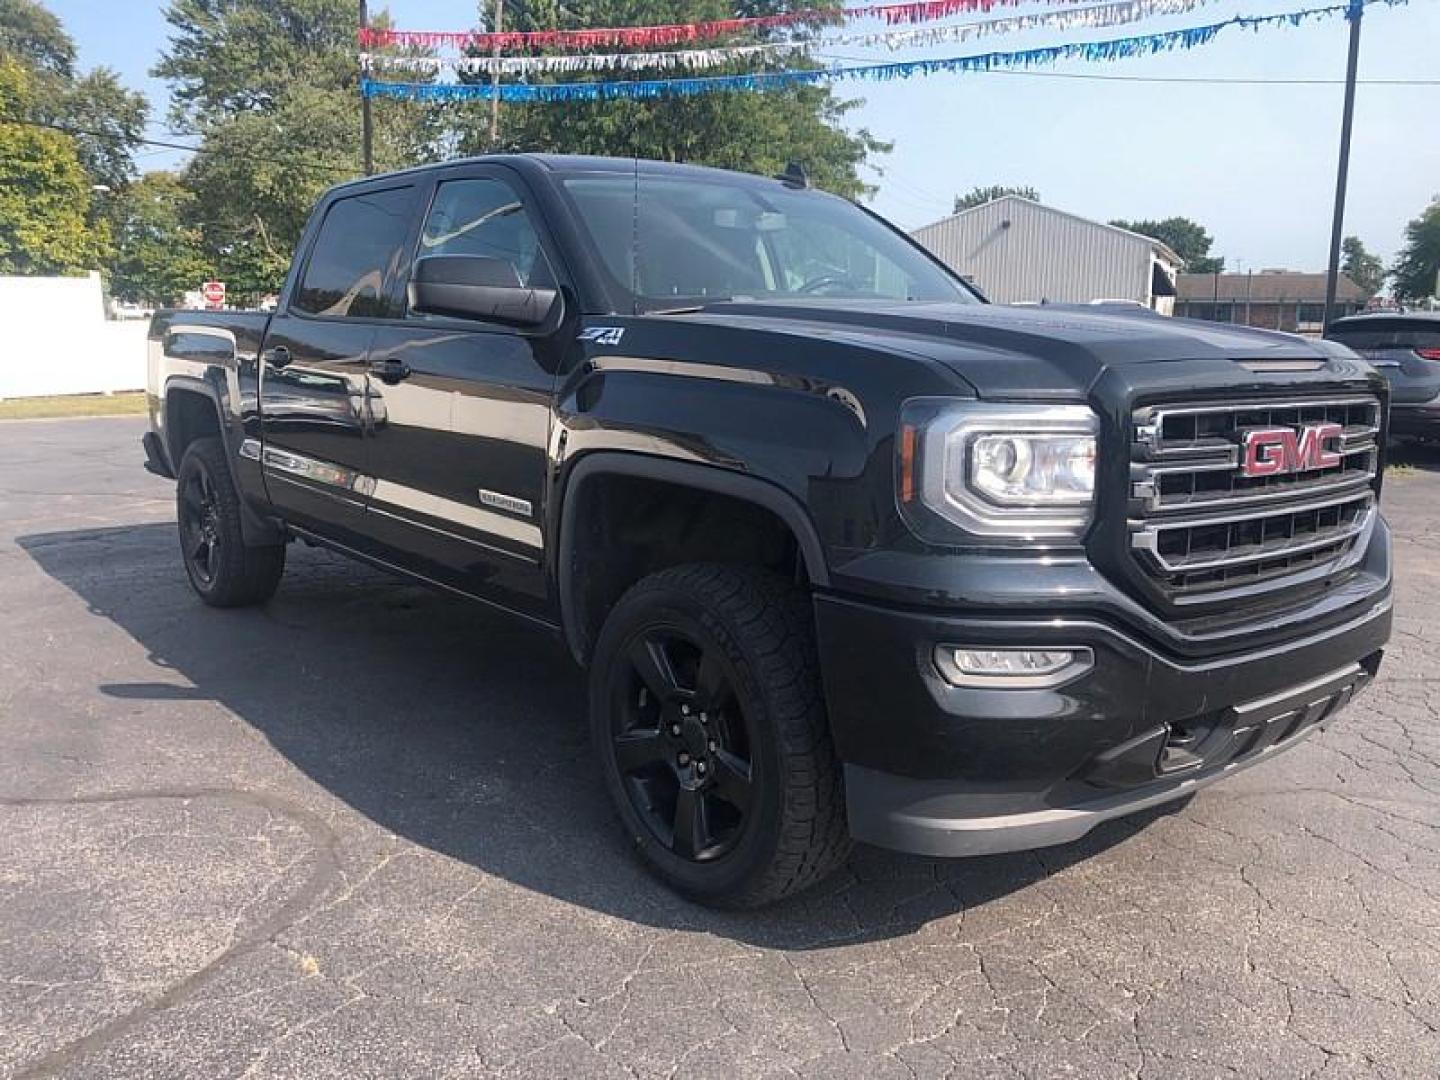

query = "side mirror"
(407, 255), (559, 328)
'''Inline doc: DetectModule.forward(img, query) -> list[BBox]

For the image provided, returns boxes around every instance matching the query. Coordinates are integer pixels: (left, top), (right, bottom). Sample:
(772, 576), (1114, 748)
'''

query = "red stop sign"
(201, 280), (225, 307)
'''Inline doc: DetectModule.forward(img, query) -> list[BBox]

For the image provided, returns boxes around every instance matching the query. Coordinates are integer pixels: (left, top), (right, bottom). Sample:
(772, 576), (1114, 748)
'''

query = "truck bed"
(145, 309), (273, 478)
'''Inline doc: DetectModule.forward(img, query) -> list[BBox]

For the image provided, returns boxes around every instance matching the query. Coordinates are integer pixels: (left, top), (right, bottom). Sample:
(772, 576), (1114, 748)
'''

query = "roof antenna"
(775, 161), (810, 189)
(631, 151), (640, 316)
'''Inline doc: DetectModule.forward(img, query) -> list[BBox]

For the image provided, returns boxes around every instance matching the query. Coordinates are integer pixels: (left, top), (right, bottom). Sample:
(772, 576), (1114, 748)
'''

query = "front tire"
(176, 437), (285, 607)
(589, 564), (851, 908)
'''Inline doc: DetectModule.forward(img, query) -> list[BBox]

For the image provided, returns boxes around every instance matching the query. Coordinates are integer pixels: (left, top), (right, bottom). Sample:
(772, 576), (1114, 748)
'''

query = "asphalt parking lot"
(3, 416), (1439, 1079)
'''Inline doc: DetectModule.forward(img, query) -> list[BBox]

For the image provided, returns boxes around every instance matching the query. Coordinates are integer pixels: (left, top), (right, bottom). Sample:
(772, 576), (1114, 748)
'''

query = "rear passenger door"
(259, 183), (420, 547)
(360, 167), (562, 618)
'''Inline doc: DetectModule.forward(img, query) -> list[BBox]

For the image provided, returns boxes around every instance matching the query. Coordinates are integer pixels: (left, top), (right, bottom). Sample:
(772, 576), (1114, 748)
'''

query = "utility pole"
(488, 0), (503, 148)
(360, 0), (374, 175)
(1322, 0), (1363, 330)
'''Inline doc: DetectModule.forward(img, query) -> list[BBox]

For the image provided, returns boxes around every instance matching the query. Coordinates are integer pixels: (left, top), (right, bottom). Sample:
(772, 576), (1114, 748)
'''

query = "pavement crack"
(4, 787), (341, 1079)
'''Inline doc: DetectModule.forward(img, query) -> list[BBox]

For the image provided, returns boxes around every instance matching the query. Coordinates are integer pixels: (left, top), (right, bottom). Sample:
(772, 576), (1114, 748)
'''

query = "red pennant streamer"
(358, 0), (1070, 51)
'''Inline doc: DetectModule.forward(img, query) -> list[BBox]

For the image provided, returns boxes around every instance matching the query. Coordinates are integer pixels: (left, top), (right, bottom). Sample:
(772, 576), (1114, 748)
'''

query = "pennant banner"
(361, 1), (1400, 103)
(364, 43), (806, 76)
(359, 0), (1080, 52)
(363, 0), (1216, 75)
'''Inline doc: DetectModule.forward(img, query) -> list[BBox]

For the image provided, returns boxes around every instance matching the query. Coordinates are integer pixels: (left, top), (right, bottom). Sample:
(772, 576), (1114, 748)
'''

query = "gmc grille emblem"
(1240, 423), (1343, 477)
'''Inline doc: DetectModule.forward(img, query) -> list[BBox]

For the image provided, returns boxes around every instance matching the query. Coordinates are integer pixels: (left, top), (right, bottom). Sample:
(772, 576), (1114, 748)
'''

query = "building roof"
(1177, 271), (1370, 303)
(923, 196), (1183, 267)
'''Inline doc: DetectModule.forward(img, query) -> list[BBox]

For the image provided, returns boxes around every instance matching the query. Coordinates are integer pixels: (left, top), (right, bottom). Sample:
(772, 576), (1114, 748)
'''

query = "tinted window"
(295, 187), (415, 318)
(561, 174), (972, 309)
(1328, 321), (1440, 350)
(415, 177), (553, 290)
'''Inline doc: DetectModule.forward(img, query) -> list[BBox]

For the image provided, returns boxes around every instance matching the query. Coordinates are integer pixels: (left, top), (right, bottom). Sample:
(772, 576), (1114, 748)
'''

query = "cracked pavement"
(2, 416), (1438, 1079)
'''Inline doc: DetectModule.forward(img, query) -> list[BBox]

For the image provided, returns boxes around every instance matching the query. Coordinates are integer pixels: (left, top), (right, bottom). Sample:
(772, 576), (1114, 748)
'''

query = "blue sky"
(47, 0), (1440, 270)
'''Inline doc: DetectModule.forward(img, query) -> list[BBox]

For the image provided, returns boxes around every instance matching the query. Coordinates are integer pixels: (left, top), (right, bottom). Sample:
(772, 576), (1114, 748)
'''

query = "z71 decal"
(578, 326), (626, 347)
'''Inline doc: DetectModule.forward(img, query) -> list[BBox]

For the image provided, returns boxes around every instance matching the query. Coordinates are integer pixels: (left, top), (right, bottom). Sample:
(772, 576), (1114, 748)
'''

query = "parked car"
(142, 155), (1392, 907)
(1326, 312), (1440, 441)
(112, 301), (154, 321)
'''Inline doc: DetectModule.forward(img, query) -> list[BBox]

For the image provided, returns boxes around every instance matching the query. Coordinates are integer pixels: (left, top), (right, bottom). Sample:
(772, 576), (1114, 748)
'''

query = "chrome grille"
(1130, 396), (1381, 598)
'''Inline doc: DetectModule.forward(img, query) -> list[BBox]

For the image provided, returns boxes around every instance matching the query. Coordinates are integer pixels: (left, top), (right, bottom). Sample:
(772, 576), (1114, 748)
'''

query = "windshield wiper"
(645, 300), (729, 315)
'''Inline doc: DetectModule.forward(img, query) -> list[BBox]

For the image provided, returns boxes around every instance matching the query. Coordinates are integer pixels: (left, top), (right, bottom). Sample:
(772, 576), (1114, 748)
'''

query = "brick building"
(1175, 271), (1370, 333)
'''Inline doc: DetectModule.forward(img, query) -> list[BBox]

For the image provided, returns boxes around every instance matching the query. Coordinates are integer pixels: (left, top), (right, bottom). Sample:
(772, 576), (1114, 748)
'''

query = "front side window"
(415, 177), (553, 291)
(561, 173), (974, 309)
(295, 186), (416, 319)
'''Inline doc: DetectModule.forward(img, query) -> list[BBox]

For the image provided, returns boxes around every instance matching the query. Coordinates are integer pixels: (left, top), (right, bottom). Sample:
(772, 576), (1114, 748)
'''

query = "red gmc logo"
(1240, 423), (1343, 477)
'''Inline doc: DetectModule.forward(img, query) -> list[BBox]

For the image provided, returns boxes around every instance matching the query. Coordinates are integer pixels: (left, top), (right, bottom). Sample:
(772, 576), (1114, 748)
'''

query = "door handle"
(266, 345), (291, 369)
(369, 358), (411, 384)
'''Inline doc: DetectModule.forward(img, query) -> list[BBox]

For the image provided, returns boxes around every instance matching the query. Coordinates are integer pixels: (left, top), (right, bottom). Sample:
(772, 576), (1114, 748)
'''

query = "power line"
(1, 114), (356, 176)
(977, 68), (1440, 85)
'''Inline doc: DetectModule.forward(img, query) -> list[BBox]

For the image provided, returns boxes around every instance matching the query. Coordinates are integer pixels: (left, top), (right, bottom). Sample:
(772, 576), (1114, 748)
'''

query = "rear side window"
(415, 177), (554, 289)
(1330, 322), (1440, 350)
(295, 187), (416, 318)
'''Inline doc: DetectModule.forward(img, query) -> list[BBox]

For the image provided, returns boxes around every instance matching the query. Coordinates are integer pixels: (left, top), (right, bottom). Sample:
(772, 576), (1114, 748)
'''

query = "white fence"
(0, 274), (149, 399)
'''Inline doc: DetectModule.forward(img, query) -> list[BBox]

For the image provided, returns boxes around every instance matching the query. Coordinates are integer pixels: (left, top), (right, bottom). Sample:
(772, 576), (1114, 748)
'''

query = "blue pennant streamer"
(361, 0), (1407, 104)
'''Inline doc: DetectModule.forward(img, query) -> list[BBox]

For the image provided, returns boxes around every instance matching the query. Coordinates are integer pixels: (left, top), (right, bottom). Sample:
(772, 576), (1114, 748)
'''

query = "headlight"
(898, 400), (1099, 541)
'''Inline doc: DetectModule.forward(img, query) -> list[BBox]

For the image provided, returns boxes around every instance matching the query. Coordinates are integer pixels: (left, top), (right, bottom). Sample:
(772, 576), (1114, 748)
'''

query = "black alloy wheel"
(178, 458), (223, 586)
(609, 626), (756, 862)
(590, 564), (850, 908)
(174, 437), (285, 607)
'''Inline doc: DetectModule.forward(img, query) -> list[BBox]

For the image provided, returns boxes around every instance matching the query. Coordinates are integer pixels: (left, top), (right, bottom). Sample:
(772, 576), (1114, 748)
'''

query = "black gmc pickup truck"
(144, 154), (1392, 907)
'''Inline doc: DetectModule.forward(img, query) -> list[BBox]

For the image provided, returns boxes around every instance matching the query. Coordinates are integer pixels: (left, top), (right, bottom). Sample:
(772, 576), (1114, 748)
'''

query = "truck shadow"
(18, 523), (1173, 950)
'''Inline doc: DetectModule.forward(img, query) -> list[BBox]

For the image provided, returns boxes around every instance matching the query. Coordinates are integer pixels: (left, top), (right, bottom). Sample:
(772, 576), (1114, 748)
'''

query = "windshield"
(561, 172), (976, 310)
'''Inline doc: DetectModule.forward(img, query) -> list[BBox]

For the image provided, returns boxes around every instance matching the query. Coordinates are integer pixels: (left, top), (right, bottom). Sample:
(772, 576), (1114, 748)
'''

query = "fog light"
(936, 645), (1093, 688)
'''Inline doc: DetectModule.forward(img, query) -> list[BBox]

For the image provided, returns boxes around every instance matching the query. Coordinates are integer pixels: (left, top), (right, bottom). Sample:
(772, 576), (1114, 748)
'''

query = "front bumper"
(842, 658), (1378, 857)
(816, 556), (1392, 858)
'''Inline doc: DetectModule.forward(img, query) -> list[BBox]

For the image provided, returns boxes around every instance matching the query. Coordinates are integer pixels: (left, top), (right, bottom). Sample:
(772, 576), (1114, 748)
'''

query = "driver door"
(358, 168), (562, 618)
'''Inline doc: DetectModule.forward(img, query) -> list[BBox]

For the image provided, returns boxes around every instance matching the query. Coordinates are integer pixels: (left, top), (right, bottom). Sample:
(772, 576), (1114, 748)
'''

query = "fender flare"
(555, 451), (831, 665)
(161, 375), (232, 470)
(162, 377), (285, 546)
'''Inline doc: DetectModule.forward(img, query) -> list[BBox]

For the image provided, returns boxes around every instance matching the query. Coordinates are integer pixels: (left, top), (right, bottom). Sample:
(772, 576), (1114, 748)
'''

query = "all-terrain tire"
(176, 437), (285, 607)
(589, 563), (851, 908)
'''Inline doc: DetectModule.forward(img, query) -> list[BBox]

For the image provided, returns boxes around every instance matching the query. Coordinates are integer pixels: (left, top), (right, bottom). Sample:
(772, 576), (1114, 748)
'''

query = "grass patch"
(0, 391), (148, 420)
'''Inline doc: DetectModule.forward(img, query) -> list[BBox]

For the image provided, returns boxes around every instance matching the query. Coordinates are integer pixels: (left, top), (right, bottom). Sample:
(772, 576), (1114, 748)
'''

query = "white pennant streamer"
(362, 0), (1217, 76)
(842, 0), (1213, 50)
(364, 42), (808, 75)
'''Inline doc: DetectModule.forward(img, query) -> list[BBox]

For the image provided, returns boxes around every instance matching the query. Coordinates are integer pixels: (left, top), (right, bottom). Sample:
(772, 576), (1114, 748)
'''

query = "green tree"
(109, 171), (208, 305)
(1340, 235), (1385, 295)
(57, 68), (148, 192)
(1110, 216), (1224, 274)
(0, 0), (148, 192)
(155, 0), (359, 128)
(1391, 197), (1440, 303)
(0, 57), (106, 273)
(458, 0), (886, 199)
(0, 0), (71, 78)
(953, 185), (1039, 213)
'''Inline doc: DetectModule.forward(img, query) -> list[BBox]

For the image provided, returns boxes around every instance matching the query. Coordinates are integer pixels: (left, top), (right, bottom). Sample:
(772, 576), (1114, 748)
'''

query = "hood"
(671, 299), (1356, 399)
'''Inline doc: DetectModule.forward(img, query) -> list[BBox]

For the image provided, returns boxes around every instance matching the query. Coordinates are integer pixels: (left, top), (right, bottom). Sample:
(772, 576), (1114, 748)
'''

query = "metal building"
(910, 196), (1183, 313)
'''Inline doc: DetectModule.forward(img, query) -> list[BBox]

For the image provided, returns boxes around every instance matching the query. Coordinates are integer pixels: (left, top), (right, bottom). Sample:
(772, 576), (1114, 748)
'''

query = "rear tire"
(176, 437), (285, 607)
(589, 563), (851, 908)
